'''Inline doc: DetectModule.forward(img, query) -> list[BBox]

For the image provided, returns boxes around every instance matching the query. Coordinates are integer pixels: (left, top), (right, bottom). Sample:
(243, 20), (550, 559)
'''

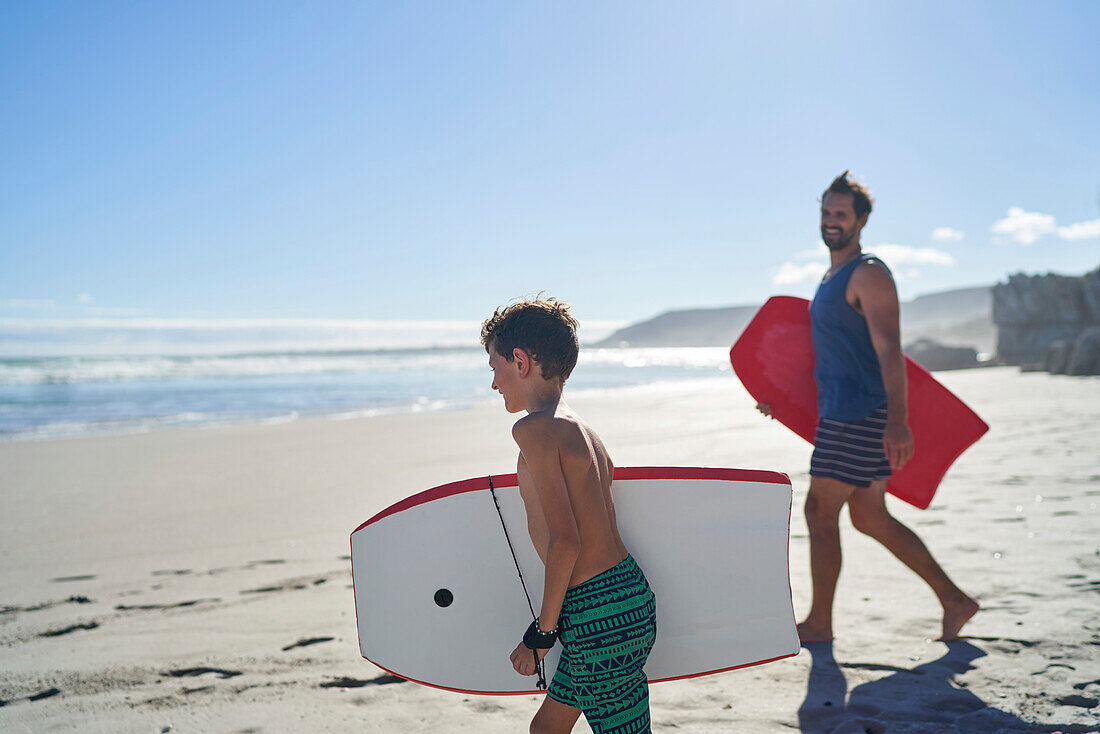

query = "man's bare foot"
(938, 596), (979, 641)
(796, 620), (834, 644)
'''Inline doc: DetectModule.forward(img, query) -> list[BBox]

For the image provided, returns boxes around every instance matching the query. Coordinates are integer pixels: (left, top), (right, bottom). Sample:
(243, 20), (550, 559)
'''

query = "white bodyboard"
(351, 467), (798, 694)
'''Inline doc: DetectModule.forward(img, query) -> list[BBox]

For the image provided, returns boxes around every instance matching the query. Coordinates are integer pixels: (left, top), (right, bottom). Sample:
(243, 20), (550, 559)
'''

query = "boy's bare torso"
(516, 405), (628, 587)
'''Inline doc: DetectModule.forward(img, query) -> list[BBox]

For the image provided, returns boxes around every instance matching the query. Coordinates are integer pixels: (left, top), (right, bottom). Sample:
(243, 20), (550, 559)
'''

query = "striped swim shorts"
(547, 555), (656, 734)
(809, 404), (893, 488)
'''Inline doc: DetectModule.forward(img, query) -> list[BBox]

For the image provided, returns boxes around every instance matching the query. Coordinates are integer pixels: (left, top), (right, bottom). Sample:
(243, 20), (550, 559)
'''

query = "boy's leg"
(530, 696), (582, 734)
(798, 475), (857, 642)
(847, 481), (979, 640)
(581, 671), (651, 734)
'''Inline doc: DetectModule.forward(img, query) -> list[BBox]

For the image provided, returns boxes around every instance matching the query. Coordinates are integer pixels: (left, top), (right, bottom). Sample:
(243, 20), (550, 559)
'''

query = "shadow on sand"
(797, 641), (1069, 734)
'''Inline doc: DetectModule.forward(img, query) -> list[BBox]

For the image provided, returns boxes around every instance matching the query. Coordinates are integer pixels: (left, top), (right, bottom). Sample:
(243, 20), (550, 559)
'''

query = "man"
(482, 297), (657, 734)
(762, 172), (978, 643)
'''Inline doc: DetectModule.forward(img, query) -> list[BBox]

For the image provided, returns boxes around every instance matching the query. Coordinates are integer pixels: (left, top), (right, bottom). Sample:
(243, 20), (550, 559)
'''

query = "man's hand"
(883, 421), (914, 470)
(756, 402), (774, 418)
(510, 641), (548, 676)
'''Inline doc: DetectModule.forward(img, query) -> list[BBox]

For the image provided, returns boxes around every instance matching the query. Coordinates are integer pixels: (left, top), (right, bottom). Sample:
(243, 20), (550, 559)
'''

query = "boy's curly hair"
(480, 297), (580, 381)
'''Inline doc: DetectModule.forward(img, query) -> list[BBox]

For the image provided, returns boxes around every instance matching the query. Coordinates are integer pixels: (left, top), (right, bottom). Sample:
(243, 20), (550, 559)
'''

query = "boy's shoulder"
(511, 411), (560, 441)
(511, 410), (583, 449)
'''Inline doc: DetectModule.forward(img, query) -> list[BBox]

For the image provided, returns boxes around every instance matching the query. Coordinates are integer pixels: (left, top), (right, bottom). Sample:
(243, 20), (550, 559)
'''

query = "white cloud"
(773, 242), (952, 287)
(991, 207), (1057, 245)
(77, 293), (93, 304)
(871, 244), (955, 266)
(1057, 218), (1100, 241)
(794, 245), (828, 259)
(773, 261), (827, 285)
(931, 226), (964, 241)
(4, 298), (56, 309)
(83, 306), (151, 317)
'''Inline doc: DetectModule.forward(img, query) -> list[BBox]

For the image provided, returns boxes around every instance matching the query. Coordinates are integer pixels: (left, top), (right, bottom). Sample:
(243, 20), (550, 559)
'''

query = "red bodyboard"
(730, 296), (988, 509)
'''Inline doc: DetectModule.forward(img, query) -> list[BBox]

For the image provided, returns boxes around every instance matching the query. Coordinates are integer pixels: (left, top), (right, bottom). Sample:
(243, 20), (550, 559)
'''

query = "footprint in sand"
(282, 636), (335, 651)
(3, 595), (93, 615)
(181, 685), (215, 695)
(39, 621), (100, 637)
(115, 598), (221, 611)
(466, 700), (507, 713)
(320, 675), (405, 688)
(966, 635), (1039, 655)
(1066, 579), (1100, 592)
(1, 687), (63, 706)
(163, 667), (243, 679)
(28, 688), (62, 701)
(240, 577), (327, 595)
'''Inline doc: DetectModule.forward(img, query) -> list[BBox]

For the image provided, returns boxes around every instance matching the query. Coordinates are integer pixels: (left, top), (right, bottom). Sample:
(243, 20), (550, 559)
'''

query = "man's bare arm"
(850, 260), (914, 470)
(511, 417), (580, 633)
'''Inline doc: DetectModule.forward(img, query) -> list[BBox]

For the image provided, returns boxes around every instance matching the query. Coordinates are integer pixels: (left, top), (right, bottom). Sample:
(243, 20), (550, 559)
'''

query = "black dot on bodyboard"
(434, 589), (453, 607)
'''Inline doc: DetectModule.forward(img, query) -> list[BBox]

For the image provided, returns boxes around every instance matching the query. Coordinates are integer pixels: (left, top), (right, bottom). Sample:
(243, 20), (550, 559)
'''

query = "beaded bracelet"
(522, 618), (559, 650)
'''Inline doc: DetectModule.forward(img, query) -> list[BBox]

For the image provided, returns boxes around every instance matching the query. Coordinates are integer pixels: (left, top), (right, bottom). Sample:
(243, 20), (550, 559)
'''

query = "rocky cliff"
(993, 268), (1100, 374)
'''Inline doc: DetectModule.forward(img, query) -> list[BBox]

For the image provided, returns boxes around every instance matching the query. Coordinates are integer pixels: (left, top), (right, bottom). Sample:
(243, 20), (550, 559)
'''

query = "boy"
(481, 297), (657, 734)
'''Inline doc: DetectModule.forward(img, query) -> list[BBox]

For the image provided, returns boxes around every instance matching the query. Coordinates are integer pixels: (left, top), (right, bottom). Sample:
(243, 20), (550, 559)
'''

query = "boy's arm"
(512, 418), (581, 634)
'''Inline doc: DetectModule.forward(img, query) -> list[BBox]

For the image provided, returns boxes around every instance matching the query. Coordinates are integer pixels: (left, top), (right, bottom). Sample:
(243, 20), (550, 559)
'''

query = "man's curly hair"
(821, 170), (874, 218)
(481, 297), (580, 381)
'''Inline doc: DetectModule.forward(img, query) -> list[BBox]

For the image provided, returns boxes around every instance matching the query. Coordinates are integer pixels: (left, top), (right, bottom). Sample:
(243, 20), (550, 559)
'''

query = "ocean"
(0, 318), (732, 441)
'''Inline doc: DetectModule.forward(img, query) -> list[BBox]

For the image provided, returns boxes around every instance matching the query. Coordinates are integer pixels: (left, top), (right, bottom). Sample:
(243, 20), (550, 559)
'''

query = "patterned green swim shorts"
(547, 555), (657, 734)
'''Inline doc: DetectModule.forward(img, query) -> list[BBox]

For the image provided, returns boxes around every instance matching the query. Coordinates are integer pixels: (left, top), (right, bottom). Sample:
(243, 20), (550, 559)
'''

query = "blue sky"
(2, 1), (1097, 327)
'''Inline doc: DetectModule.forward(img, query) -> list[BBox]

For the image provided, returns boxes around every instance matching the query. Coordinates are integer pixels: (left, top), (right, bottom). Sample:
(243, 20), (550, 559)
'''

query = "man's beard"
(821, 226), (856, 251)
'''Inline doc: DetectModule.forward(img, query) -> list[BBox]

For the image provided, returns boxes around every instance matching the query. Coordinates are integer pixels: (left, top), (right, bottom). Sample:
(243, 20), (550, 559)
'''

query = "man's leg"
(798, 475), (858, 643)
(847, 481), (979, 640)
(530, 696), (582, 734)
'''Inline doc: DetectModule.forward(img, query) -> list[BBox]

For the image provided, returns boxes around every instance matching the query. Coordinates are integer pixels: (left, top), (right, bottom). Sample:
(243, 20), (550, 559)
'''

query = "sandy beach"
(2, 367), (1098, 733)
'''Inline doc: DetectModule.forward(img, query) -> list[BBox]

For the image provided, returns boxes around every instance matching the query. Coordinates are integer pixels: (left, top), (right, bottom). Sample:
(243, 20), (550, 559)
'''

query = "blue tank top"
(810, 253), (888, 421)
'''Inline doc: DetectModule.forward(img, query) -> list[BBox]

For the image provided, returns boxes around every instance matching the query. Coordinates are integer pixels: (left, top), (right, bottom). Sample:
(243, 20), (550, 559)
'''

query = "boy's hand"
(509, 641), (548, 676)
(756, 402), (774, 418)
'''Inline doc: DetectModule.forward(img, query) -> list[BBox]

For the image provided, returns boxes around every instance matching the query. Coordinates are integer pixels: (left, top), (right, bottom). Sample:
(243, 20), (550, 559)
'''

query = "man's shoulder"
(855, 254), (892, 275)
(847, 255), (901, 320)
(849, 256), (896, 292)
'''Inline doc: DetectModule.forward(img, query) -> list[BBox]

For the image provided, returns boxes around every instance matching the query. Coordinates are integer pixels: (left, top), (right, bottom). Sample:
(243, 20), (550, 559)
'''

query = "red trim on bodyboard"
(353, 466), (789, 533)
(358, 649), (801, 697)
